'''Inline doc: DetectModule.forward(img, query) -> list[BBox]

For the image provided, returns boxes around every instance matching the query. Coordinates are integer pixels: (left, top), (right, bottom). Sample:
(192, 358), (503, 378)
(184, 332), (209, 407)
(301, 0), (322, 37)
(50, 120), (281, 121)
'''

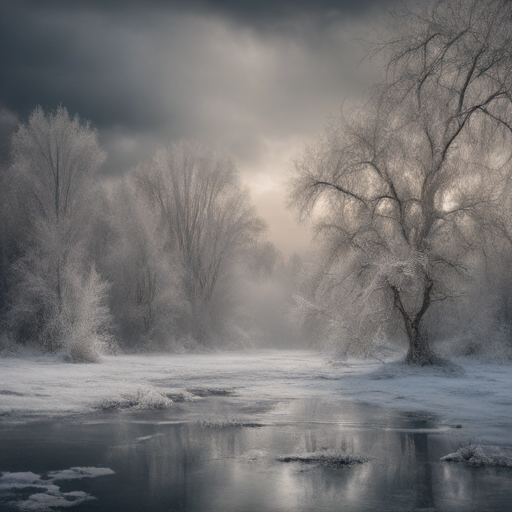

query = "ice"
(16, 490), (94, 511)
(97, 386), (172, 411)
(441, 444), (512, 467)
(1, 350), (512, 443)
(0, 472), (51, 491)
(1, 468), (114, 511)
(47, 467), (115, 480)
(278, 450), (366, 466)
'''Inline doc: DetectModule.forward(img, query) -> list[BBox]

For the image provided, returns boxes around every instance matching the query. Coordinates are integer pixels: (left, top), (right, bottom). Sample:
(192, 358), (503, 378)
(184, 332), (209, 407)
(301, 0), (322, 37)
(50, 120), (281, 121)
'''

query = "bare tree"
(99, 179), (187, 350)
(134, 140), (266, 343)
(289, 0), (512, 364)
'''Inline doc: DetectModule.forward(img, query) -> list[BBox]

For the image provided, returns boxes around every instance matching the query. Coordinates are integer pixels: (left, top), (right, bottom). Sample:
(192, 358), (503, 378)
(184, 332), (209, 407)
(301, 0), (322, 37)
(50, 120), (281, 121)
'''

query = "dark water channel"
(1, 397), (511, 512)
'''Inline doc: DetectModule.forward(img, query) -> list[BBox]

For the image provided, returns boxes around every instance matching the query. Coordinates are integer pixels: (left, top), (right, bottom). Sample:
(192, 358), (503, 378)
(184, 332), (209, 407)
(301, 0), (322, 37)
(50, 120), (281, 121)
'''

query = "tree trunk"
(404, 325), (439, 366)
(392, 280), (441, 366)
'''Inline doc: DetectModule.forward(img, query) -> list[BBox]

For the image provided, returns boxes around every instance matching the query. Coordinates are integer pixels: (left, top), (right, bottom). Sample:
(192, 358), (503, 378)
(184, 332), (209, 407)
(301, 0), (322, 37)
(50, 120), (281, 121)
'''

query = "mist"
(3, 3), (512, 511)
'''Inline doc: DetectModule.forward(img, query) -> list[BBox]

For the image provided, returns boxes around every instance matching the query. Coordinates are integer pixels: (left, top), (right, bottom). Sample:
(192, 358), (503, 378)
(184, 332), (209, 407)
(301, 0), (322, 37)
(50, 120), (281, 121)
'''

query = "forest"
(0, 109), (304, 361)
(2, 0), (512, 366)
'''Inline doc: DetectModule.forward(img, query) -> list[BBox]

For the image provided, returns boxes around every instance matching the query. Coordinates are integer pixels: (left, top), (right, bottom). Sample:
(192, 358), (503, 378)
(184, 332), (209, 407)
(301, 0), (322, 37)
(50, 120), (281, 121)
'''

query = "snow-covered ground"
(0, 350), (511, 444)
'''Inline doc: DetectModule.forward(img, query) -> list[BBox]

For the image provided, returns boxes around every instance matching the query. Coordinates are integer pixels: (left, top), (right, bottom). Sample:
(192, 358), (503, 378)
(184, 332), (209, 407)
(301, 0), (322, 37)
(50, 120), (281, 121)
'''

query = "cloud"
(0, 0), (392, 253)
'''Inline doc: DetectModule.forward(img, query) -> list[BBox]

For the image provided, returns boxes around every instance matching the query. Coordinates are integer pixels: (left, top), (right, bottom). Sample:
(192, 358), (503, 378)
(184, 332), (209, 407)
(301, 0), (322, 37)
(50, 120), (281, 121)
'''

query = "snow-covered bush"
(59, 265), (114, 363)
(8, 241), (114, 363)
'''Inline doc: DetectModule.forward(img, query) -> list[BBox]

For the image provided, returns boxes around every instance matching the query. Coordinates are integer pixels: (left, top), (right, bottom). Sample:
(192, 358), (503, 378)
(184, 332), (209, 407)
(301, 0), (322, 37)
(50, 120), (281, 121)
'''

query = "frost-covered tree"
(8, 106), (112, 361)
(0, 107), (24, 321)
(133, 140), (266, 343)
(289, 0), (512, 364)
(99, 179), (188, 351)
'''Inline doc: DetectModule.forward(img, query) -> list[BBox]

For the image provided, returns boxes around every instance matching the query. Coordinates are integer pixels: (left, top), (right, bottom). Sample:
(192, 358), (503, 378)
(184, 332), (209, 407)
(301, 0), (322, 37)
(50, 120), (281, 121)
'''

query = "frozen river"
(1, 350), (512, 510)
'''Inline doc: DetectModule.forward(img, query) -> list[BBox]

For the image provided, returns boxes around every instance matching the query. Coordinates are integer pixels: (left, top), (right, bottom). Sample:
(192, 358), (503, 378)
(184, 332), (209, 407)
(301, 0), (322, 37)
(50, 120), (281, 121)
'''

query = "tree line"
(4, 0), (512, 366)
(0, 106), (301, 361)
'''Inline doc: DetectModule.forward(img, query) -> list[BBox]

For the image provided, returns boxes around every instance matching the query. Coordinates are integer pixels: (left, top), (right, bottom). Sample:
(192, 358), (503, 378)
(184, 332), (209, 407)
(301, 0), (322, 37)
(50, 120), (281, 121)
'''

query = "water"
(1, 396), (511, 512)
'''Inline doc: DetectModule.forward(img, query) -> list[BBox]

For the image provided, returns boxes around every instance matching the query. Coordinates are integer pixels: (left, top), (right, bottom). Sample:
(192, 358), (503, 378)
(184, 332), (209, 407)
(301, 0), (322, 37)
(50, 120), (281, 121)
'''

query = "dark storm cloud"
(1, 3), (169, 131)
(6, 0), (385, 22)
(0, 0), (393, 253)
(1, 0), (385, 135)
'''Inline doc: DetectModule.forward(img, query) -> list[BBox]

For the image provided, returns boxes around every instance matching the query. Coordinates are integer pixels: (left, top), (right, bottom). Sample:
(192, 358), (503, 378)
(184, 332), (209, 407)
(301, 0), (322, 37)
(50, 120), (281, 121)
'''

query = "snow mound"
(278, 450), (366, 467)
(441, 444), (512, 467)
(98, 386), (172, 411)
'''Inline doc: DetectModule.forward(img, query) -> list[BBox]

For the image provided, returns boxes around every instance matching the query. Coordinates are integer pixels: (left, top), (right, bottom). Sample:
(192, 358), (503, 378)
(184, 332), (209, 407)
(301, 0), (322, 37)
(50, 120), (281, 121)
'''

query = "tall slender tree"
(134, 140), (266, 343)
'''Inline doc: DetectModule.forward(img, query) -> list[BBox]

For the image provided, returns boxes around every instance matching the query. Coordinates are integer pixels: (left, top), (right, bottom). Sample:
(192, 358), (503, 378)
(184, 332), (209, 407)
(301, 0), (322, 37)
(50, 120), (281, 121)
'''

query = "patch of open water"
(0, 397), (511, 512)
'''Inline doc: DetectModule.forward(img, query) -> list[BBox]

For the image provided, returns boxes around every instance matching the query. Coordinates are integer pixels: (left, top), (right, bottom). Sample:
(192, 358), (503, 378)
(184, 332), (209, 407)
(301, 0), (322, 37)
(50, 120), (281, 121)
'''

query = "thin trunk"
(51, 259), (62, 353)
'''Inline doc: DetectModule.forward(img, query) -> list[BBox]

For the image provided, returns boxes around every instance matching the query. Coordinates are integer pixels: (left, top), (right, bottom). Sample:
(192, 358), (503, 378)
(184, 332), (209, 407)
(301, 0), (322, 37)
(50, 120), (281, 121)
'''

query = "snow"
(441, 444), (512, 467)
(15, 491), (94, 512)
(0, 472), (57, 492)
(0, 350), (511, 444)
(47, 467), (115, 480)
(0, 467), (114, 512)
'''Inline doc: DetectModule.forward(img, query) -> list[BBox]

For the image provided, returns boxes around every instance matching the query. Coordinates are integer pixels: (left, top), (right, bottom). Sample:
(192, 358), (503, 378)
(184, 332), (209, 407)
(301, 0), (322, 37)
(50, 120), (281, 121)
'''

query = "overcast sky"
(1, 0), (392, 255)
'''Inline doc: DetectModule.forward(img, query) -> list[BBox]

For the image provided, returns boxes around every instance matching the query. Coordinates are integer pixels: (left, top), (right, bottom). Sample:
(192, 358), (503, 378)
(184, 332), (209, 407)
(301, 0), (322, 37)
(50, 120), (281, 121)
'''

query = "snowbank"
(0, 350), (511, 444)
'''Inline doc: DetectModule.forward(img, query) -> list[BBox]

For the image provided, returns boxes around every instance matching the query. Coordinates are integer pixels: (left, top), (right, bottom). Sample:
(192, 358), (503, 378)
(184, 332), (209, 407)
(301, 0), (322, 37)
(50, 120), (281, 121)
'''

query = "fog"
(2, 0), (512, 366)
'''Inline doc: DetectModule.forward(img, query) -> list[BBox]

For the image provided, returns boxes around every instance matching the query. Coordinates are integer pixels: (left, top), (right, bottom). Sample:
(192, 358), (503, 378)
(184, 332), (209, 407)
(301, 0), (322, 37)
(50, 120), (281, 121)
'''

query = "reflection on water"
(1, 398), (512, 511)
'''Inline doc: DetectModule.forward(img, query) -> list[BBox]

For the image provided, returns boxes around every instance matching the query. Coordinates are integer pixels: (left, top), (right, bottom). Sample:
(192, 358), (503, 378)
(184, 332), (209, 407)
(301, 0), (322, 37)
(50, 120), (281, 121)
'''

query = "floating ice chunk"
(15, 490), (94, 511)
(186, 387), (235, 397)
(47, 467), (115, 481)
(2, 467), (114, 511)
(0, 472), (59, 493)
(441, 444), (512, 467)
(0, 472), (41, 490)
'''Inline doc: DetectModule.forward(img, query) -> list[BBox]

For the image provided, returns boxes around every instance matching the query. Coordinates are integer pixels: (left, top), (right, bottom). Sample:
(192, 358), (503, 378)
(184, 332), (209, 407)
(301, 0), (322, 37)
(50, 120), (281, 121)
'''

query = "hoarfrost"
(98, 386), (172, 410)
(441, 444), (512, 467)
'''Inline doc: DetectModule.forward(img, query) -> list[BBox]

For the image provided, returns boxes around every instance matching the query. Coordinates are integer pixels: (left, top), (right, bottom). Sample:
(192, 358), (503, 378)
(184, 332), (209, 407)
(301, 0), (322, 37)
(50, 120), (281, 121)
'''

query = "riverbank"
(0, 350), (511, 445)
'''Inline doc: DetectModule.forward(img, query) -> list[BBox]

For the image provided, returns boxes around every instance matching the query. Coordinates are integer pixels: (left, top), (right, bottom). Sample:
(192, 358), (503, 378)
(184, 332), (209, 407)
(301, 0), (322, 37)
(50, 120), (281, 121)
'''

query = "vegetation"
(0, 107), (290, 360)
(288, 0), (512, 364)
(2, 1), (512, 364)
